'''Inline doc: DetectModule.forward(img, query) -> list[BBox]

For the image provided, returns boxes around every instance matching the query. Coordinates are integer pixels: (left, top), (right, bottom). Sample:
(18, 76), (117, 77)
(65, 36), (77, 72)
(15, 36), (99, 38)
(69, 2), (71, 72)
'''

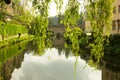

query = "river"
(0, 40), (120, 80)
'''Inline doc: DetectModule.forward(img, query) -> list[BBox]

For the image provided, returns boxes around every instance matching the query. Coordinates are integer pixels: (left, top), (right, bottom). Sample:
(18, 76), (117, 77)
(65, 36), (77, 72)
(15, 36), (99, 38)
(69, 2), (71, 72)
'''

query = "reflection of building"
(112, 0), (120, 34)
(101, 56), (120, 80)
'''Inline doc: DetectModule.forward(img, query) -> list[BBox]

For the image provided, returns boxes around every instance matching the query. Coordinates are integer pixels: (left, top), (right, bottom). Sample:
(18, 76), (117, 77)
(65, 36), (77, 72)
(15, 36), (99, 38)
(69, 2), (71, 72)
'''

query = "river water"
(0, 40), (120, 80)
(10, 48), (101, 80)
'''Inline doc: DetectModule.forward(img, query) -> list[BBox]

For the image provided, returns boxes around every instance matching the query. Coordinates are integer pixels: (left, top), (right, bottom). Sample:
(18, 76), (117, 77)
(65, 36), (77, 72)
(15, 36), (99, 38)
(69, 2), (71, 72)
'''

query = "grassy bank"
(0, 34), (34, 48)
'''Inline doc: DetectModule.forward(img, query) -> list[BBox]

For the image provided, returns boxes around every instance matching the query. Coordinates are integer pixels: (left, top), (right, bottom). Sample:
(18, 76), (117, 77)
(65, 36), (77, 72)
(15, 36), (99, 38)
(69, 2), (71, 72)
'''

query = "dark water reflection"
(101, 55), (120, 80)
(10, 48), (101, 80)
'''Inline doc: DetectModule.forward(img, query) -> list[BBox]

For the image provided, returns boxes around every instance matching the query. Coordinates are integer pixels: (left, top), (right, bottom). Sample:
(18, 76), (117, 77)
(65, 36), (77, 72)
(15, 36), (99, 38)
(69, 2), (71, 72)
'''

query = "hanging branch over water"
(63, 0), (80, 27)
(31, 0), (114, 67)
(32, 0), (52, 54)
(86, 0), (114, 67)
(54, 0), (63, 24)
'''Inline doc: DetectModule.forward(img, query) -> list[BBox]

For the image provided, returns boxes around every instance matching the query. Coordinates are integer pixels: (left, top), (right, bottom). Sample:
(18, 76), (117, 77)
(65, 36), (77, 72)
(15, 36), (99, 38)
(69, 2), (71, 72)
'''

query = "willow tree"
(61, 0), (114, 68)
(32, 0), (52, 54)
(63, 0), (80, 27)
(86, 0), (114, 66)
(31, 0), (114, 64)
(54, 0), (63, 24)
(63, 0), (88, 56)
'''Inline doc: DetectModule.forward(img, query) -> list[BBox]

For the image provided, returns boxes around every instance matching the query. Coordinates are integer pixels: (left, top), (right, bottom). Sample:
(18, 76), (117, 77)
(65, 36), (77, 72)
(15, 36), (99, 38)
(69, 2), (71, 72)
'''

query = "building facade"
(112, 0), (120, 34)
(84, 0), (120, 34)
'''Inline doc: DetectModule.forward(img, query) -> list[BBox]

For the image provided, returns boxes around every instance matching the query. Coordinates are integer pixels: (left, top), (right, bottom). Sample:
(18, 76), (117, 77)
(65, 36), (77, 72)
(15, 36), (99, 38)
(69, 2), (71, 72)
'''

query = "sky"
(49, 0), (85, 17)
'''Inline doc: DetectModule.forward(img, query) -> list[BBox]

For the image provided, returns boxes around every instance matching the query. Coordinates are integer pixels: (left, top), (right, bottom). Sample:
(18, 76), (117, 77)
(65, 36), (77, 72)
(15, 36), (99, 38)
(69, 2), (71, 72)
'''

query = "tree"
(32, 0), (52, 54)
(0, 0), (11, 4)
(85, 0), (114, 66)
(54, 0), (63, 24)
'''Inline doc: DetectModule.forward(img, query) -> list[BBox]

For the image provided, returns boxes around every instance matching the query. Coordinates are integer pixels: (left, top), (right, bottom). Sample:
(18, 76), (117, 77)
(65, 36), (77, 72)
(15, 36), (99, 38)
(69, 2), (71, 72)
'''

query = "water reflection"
(102, 55), (120, 80)
(11, 48), (101, 80)
(0, 41), (29, 80)
(1, 52), (24, 80)
(0, 39), (120, 80)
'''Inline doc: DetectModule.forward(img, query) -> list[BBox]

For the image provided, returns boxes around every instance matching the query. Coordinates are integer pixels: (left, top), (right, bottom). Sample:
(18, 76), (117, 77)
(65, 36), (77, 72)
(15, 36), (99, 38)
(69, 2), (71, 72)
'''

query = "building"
(84, 0), (120, 34)
(112, 0), (120, 34)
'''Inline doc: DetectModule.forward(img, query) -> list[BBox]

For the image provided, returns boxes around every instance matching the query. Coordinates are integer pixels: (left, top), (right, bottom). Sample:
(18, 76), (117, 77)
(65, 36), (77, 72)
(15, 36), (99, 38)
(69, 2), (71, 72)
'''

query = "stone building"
(84, 0), (120, 34)
(112, 0), (120, 34)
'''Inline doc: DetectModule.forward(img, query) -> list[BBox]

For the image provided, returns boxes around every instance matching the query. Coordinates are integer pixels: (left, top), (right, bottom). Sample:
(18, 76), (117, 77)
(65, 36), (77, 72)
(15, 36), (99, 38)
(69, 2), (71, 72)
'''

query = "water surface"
(11, 48), (101, 80)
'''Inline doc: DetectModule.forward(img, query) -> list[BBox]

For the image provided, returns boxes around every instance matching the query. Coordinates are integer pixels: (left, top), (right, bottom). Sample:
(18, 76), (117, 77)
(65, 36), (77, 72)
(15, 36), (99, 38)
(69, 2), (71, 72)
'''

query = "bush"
(0, 21), (28, 37)
(104, 34), (120, 55)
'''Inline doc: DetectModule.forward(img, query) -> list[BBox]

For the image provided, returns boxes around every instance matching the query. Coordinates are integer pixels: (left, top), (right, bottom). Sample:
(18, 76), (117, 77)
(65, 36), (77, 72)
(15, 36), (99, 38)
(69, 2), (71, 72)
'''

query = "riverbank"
(0, 34), (34, 48)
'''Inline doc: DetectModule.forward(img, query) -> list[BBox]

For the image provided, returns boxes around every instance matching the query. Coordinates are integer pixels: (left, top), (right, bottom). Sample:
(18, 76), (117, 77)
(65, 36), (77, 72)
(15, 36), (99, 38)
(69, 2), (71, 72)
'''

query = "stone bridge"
(48, 25), (83, 34)
(48, 26), (65, 34)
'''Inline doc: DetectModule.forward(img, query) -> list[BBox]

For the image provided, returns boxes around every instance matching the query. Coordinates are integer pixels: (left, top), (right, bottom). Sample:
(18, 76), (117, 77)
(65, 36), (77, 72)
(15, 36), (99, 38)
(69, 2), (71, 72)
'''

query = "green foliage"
(62, 0), (115, 68)
(0, 35), (33, 48)
(33, 0), (51, 17)
(104, 34), (120, 55)
(32, 0), (52, 54)
(0, 41), (28, 63)
(63, 0), (80, 27)
(54, 0), (63, 13)
(63, 0), (83, 56)
(64, 27), (87, 56)
(17, 11), (33, 27)
(0, 21), (28, 37)
(32, 16), (51, 55)
(0, 40), (29, 74)
(86, 0), (114, 65)
(0, 12), (4, 20)
(54, 0), (63, 24)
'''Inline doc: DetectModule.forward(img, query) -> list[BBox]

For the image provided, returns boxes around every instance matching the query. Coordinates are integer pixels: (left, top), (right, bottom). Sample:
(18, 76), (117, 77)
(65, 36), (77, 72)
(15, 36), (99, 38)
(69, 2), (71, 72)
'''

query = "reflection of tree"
(0, 41), (28, 79)
(34, 38), (52, 55)
(65, 48), (71, 59)
(102, 55), (120, 72)
(1, 52), (24, 80)
(57, 47), (63, 56)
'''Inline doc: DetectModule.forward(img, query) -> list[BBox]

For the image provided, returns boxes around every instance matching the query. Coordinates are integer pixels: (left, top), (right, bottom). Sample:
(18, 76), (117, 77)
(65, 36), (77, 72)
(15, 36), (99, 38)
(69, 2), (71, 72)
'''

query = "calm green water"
(0, 41), (120, 80)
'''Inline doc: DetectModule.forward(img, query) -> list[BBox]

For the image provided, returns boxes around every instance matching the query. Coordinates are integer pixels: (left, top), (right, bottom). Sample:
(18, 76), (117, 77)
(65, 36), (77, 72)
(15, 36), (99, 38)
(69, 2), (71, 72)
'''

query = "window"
(112, 20), (116, 30)
(117, 19), (120, 30)
(118, 5), (120, 13)
(113, 6), (116, 14)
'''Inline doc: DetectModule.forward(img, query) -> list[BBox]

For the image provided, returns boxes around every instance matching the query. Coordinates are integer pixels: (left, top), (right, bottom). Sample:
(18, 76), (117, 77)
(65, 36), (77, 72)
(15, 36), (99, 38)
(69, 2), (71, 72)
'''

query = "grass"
(0, 34), (34, 48)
